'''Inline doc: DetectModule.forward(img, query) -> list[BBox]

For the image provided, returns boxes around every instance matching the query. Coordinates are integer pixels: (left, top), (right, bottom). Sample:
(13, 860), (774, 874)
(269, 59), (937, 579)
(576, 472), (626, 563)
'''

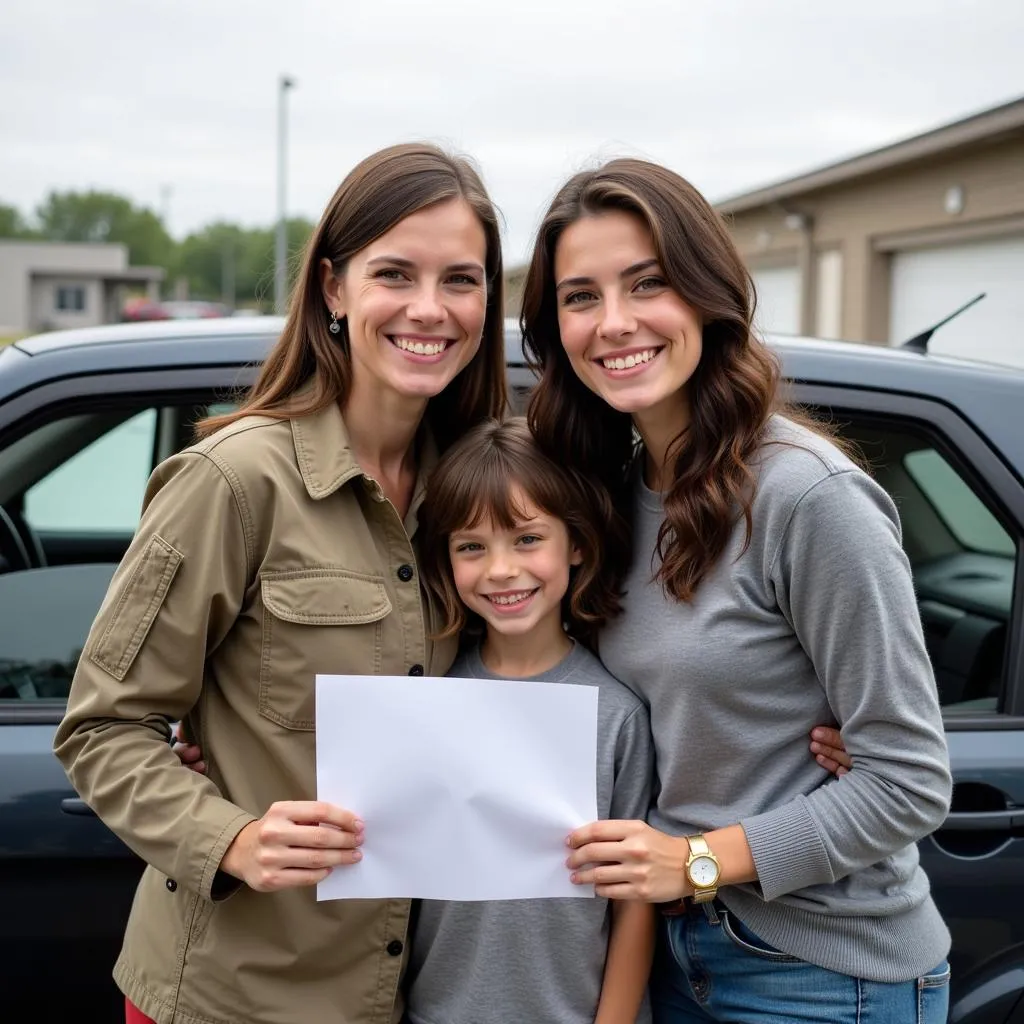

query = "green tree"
(174, 222), (249, 305)
(34, 190), (175, 268)
(0, 202), (34, 239)
(175, 217), (314, 308)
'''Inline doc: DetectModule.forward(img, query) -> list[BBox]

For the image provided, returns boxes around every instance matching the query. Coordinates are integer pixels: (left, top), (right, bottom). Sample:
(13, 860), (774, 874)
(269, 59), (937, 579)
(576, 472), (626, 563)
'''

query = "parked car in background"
(121, 297), (231, 322)
(159, 300), (232, 319)
(119, 296), (169, 321)
(0, 318), (1022, 1022)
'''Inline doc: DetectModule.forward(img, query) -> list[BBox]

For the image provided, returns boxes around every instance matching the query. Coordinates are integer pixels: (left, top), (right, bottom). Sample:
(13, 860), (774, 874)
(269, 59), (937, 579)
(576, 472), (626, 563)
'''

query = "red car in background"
(122, 298), (231, 321)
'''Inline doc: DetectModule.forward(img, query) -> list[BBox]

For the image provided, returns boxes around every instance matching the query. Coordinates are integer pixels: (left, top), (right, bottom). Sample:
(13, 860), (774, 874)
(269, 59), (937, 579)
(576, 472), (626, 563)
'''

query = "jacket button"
(397, 564), (414, 583)
(165, 878), (177, 892)
(408, 665), (424, 676)
(386, 939), (404, 956)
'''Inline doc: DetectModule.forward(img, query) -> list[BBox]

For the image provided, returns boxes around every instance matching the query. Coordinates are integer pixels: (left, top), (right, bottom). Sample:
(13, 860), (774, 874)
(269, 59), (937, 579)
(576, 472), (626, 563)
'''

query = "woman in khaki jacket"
(53, 143), (507, 1024)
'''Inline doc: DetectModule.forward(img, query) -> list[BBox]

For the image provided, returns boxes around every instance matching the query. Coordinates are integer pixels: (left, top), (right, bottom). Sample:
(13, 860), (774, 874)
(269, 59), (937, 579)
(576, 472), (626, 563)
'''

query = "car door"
(794, 383), (1024, 1024)
(0, 377), (237, 1020)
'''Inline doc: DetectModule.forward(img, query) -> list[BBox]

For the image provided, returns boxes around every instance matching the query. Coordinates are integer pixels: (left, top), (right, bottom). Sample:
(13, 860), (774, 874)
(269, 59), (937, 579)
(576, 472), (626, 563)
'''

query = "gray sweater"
(599, 415), (952, 982)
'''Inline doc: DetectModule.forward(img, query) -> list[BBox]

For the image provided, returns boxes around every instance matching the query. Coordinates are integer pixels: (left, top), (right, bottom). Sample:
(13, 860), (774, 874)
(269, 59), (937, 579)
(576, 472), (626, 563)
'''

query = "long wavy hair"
(198, 143), (507, 451)
(419, 417), (620, 647)
(523, 158), (793, 602)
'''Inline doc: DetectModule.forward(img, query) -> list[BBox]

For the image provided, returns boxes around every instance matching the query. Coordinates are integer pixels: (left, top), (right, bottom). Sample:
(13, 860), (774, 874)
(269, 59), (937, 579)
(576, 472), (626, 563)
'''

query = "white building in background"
(0, 241), (164, 335)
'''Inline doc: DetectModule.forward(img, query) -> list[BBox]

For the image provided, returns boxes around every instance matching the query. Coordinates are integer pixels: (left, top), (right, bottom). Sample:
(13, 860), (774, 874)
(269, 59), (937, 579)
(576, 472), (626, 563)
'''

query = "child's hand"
(810, 726), (851, 776)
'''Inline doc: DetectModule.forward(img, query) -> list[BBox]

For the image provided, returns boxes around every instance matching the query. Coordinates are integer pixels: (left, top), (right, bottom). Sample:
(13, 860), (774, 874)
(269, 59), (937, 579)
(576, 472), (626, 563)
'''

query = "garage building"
(718, 95), (1024, 365)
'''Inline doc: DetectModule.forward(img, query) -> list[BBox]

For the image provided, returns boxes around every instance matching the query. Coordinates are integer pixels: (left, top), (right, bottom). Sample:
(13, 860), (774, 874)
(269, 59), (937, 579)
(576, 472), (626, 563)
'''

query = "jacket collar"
(290, 399), (441, 515)
(290, 401), (363, 500)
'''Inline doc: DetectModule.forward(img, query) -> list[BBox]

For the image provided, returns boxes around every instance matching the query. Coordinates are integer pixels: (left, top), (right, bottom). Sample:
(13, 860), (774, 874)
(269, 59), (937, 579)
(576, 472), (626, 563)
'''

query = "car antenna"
(900, 293), (985, 353)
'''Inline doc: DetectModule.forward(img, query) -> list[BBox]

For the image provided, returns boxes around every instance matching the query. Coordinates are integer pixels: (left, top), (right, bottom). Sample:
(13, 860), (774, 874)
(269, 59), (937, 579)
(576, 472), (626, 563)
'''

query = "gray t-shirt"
(599, 415), (952, 983)
(405, 642), (654, 1024)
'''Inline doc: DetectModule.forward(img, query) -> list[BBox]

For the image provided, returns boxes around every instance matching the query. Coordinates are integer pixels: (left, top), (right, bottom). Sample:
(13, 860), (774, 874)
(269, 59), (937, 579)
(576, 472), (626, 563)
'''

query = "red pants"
(125, 998), (157, 1024)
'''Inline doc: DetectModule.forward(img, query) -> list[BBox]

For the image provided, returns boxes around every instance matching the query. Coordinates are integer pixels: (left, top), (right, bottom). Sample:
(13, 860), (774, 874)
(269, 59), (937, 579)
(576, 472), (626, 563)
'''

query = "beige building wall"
(0, 241), (162, 333)
(29, 277), (104, 331)
(505, 267), (527, 320)
(0, 242), (128, 332)
(725, 135), (1024, 343)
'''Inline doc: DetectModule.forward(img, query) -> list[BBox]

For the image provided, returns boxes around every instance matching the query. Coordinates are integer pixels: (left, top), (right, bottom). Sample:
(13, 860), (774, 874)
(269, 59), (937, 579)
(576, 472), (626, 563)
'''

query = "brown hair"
(419, 417), (620, 645)
(522, 158), (800, 602)
(198, 143), (507, 451)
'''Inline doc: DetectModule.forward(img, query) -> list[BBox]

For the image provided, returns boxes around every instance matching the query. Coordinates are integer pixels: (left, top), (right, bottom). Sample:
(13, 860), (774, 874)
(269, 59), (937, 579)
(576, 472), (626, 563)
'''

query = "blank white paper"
(315, 673), (598, 902)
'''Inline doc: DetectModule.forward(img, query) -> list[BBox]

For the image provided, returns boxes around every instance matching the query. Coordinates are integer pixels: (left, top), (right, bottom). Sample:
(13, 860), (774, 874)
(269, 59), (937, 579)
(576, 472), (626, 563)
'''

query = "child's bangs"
(456, 460), (542, 533)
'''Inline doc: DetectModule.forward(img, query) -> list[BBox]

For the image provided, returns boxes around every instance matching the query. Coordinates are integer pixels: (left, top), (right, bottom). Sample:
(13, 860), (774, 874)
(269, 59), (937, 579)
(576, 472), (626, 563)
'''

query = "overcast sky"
(2, 0), (1022, 262)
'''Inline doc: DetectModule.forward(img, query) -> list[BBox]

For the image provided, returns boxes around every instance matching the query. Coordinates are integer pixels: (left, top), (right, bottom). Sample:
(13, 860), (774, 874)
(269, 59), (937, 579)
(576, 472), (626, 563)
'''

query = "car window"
(24, 408), (157, 534)
(0, 565), (117, 700)
(0, 399), (224, 704)
(836, 419), (1016, 715)
(903, 448), (1015, 558)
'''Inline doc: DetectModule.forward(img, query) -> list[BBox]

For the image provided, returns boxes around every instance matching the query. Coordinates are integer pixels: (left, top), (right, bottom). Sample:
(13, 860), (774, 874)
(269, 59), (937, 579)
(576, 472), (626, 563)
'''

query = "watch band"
(687, 834), (711, 858)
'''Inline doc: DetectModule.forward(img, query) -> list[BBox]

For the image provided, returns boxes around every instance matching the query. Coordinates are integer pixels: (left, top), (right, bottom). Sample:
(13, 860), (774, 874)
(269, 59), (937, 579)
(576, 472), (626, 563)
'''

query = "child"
(410, 416), (654, 1024)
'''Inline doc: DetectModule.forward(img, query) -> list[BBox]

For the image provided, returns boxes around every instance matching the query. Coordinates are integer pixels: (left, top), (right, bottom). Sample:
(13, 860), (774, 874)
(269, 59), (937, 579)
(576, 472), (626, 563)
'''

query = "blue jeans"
(650, 901), (950, 1024)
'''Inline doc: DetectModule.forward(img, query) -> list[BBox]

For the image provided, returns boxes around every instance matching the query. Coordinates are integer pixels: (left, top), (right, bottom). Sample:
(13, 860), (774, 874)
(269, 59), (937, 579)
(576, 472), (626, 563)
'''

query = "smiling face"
(554, 210), (703, 429)
(322, 197), (488, 407)
(448, 488), (582, 643)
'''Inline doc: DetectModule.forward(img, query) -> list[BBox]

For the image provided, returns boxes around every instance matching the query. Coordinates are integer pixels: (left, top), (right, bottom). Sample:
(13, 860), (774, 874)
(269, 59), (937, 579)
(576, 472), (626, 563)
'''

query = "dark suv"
(0, 318), (1022, 1023)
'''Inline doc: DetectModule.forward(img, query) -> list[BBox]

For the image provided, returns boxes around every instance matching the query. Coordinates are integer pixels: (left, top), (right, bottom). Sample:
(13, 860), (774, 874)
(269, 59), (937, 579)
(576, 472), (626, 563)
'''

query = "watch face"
(689, 855), (720, 887)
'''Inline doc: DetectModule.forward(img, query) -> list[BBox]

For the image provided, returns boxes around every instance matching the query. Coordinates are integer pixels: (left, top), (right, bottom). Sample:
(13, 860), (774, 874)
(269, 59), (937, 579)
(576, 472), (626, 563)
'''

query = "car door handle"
(60, 797), (96, 816)
(939, 809), (1024, 832)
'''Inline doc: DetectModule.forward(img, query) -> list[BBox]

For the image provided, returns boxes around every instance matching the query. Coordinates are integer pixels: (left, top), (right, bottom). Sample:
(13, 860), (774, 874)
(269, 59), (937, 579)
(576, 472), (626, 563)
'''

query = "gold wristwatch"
(684, 834), (721, 904)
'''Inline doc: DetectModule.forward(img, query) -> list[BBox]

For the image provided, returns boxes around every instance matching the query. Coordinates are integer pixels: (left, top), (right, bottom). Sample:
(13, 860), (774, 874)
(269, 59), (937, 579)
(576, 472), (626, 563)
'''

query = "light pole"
(274, 74), (295, 316)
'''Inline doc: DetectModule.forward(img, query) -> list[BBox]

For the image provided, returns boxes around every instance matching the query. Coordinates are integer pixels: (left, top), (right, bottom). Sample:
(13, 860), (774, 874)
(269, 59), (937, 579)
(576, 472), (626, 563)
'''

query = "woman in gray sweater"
(521, 159), (952, 1022)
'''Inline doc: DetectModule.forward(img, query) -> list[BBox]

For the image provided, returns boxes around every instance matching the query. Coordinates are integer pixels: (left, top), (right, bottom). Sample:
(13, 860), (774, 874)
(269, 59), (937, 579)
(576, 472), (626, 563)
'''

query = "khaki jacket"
(54, 401), (458, 1024)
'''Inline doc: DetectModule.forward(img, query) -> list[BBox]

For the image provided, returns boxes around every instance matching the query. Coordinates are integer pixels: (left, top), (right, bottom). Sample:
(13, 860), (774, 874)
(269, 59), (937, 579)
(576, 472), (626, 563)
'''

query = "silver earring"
(328, 311), (341, 335)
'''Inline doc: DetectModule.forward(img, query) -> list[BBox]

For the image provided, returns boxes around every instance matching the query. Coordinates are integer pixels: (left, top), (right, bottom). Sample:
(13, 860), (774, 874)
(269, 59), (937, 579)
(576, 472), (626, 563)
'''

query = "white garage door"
(751, 265), (801, 335)
(889, 234), (1024, 367)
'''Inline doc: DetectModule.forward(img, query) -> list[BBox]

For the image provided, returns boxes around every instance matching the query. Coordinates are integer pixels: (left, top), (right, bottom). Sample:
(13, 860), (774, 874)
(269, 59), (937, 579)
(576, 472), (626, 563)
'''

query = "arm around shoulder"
(53, 450), (257, 900)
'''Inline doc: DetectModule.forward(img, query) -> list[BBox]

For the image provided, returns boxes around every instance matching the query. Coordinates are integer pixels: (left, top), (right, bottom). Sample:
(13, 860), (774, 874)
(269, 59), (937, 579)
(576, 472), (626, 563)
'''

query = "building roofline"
(715, 94), (1024, 215)
(28, 266), (165, 281)
(0, 239), (129, 252)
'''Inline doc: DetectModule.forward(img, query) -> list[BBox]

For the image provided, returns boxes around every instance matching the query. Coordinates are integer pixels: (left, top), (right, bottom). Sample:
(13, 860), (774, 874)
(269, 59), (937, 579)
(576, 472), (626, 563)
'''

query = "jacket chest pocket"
(259, 569), (392, 730)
